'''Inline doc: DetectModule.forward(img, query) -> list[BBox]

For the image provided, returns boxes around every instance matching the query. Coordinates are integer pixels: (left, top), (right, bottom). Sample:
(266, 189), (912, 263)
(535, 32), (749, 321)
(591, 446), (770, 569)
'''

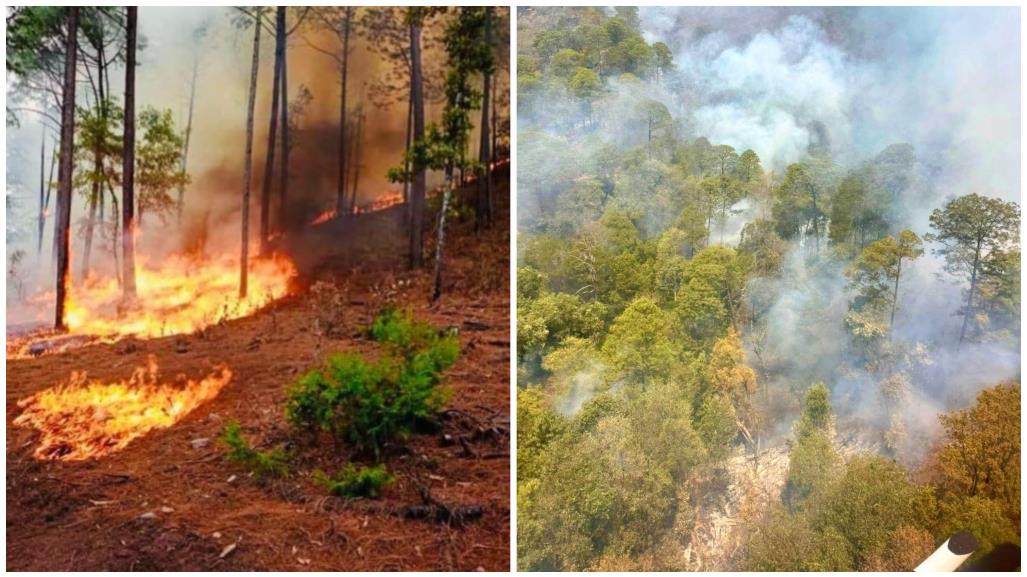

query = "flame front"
(14, 356), (232, 460)
(64, 253), (296, 338)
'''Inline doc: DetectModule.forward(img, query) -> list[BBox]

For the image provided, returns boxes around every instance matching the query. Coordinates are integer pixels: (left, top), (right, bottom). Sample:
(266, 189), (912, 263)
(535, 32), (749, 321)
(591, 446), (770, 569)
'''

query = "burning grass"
(8, 253), (297, 358)
(66, 253), (297, 338)
(14, 355), (232, 461)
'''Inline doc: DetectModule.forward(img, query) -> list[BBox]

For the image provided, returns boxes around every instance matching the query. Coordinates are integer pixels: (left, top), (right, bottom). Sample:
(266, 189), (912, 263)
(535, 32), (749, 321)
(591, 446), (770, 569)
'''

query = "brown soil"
(6, 174), (511, 571)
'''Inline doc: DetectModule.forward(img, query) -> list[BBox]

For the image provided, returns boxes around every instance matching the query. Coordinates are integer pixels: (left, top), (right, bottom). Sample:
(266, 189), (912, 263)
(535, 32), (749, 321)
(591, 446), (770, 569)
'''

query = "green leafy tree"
(135, 107), (188, 222)
(926, 194), (1020, 346)
(601, 296), (676, 385)
(845, 230), (923, 335)
(784, 383), (837, 507)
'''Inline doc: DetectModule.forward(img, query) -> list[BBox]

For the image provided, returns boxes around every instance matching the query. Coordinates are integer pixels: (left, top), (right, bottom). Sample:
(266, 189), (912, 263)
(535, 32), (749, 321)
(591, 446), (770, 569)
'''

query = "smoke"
(519, 7), (1019, 461)
(7, 7), (510, 325)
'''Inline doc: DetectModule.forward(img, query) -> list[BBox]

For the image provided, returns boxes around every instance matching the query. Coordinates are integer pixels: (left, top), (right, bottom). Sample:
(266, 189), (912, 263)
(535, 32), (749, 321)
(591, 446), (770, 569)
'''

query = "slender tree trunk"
(38, 132), (46, 256)
(477, 25), (492, 233)
(107, 182), (120, 286)
(958, 238), (983, 348)
(477, 7), (493, 232)
(278, 20), (289, 232)
(408, 21), (426, 270)
(349, 104), (364, 214)
(403, 85), (413, 224)
(260, 8), (284, 255)
(81, 173), (98, 281)
(889, 257), (902, 331)
(54, 7), (80, 330)
(240, 13), (261, 298)
(432, 171), (453, 302)
(335, 7), (352, 215)
(489, 72), (497, 221)
(122, 7), (139, 301)
(178, 52), (198, 223)
(49, 143), (59, 268)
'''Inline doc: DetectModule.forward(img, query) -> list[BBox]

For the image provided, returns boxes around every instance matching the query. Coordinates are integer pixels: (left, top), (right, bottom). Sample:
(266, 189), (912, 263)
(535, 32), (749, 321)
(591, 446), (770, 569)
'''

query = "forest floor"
(6, 172), (511, 571)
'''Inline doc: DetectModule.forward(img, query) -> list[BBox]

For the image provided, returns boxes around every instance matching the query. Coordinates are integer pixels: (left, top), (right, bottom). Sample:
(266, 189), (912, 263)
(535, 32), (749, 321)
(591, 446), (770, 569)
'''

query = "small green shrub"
(286, 310), (460, 456)
(369, 308), (458, 359)
(313, 463), (395, 499)
(220, 420), (290, 479)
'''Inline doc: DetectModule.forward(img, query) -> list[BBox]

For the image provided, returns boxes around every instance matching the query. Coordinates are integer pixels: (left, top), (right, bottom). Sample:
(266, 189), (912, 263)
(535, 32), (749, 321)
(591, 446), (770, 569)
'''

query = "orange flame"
(63, 253), (297, 339)
(14, 356), (232, 460)
(311, 208), (337, 225)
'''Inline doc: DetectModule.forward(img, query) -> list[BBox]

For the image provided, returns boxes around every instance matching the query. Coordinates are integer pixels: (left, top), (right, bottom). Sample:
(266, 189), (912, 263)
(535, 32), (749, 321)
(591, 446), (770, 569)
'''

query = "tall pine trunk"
(408, 21), (426, 270)
(335, 7), (352, 215)
(260, 8), (284, 255)
(476, 6), (493, 233)
(403, 86), (412, 225)
(240, 12), (261, 298)
(122, 7), (138, 300)
(38, 132), (46, 256)
(54, 7), (80, 330)
(278, 20), (289, 232)
(349, 103), (364, 213)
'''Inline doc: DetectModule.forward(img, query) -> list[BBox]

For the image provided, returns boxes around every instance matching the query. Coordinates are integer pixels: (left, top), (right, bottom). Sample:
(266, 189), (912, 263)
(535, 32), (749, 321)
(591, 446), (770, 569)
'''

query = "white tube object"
(914, 531), (977, 572)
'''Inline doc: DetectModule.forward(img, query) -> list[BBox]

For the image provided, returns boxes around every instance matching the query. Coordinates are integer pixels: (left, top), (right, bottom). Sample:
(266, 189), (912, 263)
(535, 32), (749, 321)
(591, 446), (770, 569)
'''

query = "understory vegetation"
(516, 7), (1020, 571)
(221, 308), (460, 499)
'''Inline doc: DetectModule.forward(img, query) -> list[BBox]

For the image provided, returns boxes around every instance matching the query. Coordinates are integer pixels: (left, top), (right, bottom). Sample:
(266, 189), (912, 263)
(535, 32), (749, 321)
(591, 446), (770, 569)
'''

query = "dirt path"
(6, 178), (511, 571)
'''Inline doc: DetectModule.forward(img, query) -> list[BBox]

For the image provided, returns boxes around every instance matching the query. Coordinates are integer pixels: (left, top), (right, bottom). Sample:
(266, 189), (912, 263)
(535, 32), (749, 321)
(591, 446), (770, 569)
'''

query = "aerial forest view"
(6, 6), (510, 571)
(516, 6), (1019, 572)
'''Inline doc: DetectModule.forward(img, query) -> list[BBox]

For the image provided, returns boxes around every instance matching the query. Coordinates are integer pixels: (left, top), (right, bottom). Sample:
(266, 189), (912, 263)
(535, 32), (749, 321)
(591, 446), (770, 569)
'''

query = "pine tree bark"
(278, 18), (289, 232)
(476, 6), (493, 233)
(408, 20), (426, 270)
(260, 8), (284, 255)
(122, 6), (138, 301)
(38, 132), (46, 256)
(349, 104), (364, 213)
(335, 7), (352, 215)
(54, 7), (79, 330)
(403, 85), (413, 226)
(240, 12), (261, 298)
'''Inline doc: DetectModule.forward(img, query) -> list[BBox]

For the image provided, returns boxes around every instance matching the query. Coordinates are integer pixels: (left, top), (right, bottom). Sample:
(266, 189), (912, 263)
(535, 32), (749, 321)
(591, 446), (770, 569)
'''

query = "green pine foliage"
(313, 464), (395, 499)
(220, 420), (290, 479)
(286, 309), (459, 456)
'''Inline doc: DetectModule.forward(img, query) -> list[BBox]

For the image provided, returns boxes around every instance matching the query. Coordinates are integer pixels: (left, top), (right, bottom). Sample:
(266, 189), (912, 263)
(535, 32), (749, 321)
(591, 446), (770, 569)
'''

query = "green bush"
(286, 310), (460, 456)
(313, 463), (395, 499)
(220, 420), (290, 479)
(369, 307), (458, 359)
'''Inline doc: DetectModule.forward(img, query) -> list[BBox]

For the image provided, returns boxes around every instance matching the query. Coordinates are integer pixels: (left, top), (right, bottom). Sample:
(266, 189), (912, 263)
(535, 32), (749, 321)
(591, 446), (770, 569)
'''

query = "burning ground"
(6, 179), (511, 570)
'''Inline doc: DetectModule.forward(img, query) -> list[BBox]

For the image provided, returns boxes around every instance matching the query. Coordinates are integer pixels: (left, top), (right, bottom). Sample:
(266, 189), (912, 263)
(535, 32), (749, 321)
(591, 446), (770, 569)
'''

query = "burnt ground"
(6, 172), (511, 571)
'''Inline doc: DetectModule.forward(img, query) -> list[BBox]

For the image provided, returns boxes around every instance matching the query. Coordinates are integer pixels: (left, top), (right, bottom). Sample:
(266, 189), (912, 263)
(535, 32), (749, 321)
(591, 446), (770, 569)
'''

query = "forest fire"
(14, 356), (232, 461)
(64, 253), (297, 339)
(310, 190), (408, 224)
(311, 208), (337, 224)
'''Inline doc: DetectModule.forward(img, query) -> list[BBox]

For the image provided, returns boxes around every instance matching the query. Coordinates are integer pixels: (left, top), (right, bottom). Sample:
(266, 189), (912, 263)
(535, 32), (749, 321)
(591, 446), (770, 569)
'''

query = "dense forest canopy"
(516, 6), (1019, 571)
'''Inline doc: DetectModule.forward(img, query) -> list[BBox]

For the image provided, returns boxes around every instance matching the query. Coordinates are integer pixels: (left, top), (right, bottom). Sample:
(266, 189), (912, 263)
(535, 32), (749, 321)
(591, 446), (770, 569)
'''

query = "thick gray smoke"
(640, 7), (1020, 207)
(636, 6), (1020, 458)
(519, 7), (1020, 460)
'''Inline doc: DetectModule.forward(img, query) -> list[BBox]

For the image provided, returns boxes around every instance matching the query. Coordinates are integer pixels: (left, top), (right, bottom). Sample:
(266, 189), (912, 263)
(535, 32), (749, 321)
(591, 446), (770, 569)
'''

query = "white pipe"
(915, 531), (977, 572)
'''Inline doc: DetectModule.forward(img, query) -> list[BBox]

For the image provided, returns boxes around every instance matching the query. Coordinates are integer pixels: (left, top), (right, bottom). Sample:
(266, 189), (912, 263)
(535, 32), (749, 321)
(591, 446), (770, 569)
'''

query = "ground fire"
(8, 253), (297, 358)
(14, 356), (232, 461)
